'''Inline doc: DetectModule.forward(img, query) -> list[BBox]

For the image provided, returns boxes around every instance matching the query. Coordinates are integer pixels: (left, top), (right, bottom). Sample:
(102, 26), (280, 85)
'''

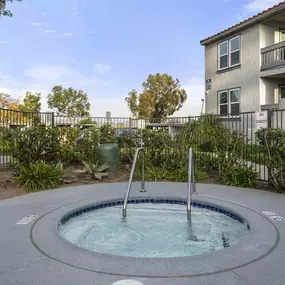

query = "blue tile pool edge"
(59, 198), (249, 228)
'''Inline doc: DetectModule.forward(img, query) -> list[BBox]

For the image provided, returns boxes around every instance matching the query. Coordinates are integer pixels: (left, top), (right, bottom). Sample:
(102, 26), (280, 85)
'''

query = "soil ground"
(0, 167), (130, 201)
(0, 167), (280, 201)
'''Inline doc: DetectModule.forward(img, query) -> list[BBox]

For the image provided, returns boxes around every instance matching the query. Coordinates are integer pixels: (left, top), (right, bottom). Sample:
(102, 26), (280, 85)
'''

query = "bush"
(15, 161), (63, 192)
(74, 161), (109, 180)
(100, 124), (117, 144)
(9, 126), (61, 164)
(199, 141), (214, 152)
(192, 117), (246, 178)
(135, 165), (208, 183)
(222, 165), (258, 188)
(195, 151), (219, 172)
(256, 128), (285, 190)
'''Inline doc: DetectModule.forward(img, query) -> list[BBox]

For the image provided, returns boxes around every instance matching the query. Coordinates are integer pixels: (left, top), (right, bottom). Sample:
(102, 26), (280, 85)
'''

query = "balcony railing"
(261, 41), (285, 71)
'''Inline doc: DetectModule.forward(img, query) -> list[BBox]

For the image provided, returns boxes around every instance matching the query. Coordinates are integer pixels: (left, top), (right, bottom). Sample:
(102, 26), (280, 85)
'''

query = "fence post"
(188, 116), (191, 133)
(51, 112), (55, 127)
(267, 109), (272, 129)
(128, 117), (132, 132)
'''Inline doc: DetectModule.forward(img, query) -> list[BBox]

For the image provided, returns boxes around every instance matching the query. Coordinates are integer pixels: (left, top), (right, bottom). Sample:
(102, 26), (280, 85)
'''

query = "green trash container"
(97, 143), (120, 174)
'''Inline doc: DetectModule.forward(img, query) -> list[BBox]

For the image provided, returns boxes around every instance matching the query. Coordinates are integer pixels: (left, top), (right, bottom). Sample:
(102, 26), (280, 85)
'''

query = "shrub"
(199, 141), (214, 152)
(9, 126), (61, 164)
(222, 165), (258, 188)
(195, 151), (219, 172)
(75, 161), (109, 180)
(58, 127), (81, 163)
(15, 161), (62, 192)
(135, 165), (208, 183)
(100, 124), (117, 144)
(192, 117), (246, 178)
(256, 128), (285, 190)
(76, 127), (100, 163)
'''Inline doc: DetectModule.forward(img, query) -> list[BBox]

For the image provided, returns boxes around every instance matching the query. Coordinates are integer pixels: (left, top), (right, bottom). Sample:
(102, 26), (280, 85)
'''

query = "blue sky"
(0, 0), (281, 116)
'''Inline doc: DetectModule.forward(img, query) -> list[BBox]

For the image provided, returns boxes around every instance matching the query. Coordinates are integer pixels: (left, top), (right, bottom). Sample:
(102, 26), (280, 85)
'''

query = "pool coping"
(30, 193), (278, 278)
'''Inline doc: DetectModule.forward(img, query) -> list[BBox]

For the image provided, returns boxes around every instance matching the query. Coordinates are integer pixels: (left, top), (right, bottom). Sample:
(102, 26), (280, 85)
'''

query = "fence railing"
(0, 108), (281, 182)
(261, 41), (285, 71)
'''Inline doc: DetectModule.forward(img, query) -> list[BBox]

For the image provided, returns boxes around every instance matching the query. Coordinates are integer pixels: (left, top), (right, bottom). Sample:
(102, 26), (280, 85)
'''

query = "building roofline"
(200, 1), (285, 46)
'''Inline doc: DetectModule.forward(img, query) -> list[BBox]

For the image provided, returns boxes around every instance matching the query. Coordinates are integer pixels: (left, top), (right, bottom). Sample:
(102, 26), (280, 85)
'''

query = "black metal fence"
(0, 108), (278, 181)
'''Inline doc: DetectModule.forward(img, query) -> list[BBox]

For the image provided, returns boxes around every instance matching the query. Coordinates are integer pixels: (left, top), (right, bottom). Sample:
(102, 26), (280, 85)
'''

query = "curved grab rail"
(122, 147), (146, 218)
(187, 148), (196, 221)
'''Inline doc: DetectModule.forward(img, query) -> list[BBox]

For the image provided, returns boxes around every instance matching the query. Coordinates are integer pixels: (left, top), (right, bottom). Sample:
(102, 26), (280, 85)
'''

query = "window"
(280, 85), (285, 99)
(218, 88), (240, 115)
(280, 30), (285, 42)
(218, 36), (240, 70)
(219, 91), (228, 115)
(230, 37), (240, 66)
(219, 41), (228, 69)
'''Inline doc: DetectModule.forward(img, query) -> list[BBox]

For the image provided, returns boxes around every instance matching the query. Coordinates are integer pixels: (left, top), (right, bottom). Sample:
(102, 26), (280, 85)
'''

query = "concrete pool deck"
(0, 182), (285, 285)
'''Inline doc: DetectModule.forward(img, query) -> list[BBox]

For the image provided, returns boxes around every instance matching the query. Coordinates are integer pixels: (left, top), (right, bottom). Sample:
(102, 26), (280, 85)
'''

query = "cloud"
(72, 7), (79, 15)
(0, 72), (17, 85)
(91, 97), (130, 117)
(24, 65), (84, 82)
(45, 29), (56, 34)
(47, 30), (96, 39)
(239, 0), (281, 19)
(175, 77), (205, 116)
(62, 32), (75, 37)
(31, 22), (42, 26)
(245, 0), (281, 13)
(94, 64), (112, 74)
(42, 12), (48, 17)
(0, 40), (11, 44)
(3, 64), (112, 113)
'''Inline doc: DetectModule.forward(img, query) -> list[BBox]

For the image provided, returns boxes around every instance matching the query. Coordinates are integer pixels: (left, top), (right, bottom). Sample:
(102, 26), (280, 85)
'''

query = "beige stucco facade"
(203, 19), (285, 115)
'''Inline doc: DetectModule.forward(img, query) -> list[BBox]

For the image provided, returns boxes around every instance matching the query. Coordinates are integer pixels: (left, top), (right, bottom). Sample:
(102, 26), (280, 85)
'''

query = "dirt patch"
(1, 168), (280, 201)
(0, 168), (131, 201)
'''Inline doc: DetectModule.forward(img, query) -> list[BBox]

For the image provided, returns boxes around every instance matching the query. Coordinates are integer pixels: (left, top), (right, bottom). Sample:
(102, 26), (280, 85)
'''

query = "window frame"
(280, 85), (285, 99)
(218, 90), (229, 115)
(218, 40), (229, 70)
(229, 36), (241, 67)
(218, 35), (241, 71)
(280, 30), (285, 42)
(218, 88), (241, 116)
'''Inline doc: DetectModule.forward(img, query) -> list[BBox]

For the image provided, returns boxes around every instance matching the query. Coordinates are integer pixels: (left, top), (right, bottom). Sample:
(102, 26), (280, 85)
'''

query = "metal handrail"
(122, 147), (146, 217)
(187, 148), (196, 221)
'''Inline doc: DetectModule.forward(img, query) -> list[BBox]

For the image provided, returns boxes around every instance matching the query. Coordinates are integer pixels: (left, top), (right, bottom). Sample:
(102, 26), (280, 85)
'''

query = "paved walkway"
(0, 182), (285, 285)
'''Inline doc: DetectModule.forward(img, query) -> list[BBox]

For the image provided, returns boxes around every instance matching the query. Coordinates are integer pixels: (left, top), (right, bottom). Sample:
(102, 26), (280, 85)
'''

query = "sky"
(0, 0), (283, 117)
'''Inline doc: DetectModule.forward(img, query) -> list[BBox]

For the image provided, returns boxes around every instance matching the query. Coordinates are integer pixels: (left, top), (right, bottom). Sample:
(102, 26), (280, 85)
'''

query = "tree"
(125, 73), (187, 118)
(0, 93), (24, 124)
(0, 92), (20, 109)
(19, 92), (41, 113)
(0, 0), (22, 17)
(47, 85), (91, 117)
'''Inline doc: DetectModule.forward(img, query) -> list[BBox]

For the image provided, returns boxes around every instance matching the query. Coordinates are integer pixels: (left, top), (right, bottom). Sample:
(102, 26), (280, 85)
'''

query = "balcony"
(261, 41), (285, 71)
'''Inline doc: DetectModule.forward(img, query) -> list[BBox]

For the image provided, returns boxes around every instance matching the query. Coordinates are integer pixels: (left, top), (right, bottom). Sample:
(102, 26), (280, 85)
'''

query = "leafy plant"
(256, 128), (285, 190)
(135, 164), (208, 183)
(9, 126), (61, 164)
(56, 161), (72, 177)
(222, 165), (258, 188)
(75, 161), (109, 180)
(191, 116), (246, 178)
(15, 161), (62, 192)
(100, 124), (117, 144)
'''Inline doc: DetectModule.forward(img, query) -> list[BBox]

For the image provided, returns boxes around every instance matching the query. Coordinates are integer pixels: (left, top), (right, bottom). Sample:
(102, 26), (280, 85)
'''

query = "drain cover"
(113, 281), (143, 285)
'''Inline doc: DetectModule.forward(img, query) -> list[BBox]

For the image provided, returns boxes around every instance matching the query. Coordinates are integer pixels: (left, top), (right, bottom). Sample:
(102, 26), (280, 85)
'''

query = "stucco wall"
(261, 78), (285, 106)
(205, 24), (261, 114)
(260, 22), (285, 47)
